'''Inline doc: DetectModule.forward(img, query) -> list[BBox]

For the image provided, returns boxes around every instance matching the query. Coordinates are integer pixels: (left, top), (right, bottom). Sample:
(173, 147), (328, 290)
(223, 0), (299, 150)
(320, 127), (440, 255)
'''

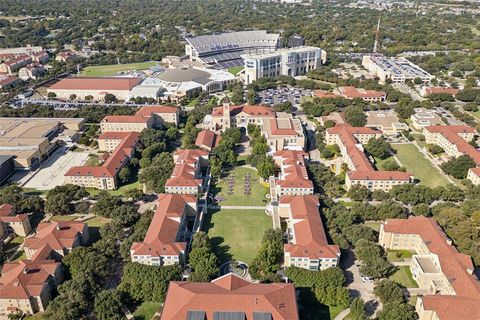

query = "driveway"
(341, 249), (380, 316)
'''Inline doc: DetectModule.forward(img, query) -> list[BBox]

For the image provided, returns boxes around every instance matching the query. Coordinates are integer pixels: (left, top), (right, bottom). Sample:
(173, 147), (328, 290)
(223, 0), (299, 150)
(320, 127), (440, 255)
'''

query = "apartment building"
(279, 195), (340, 270)
(420, 86), (459, 98)
(242, 46), (325, 84)
(135, 105), (180, 126)
(366, 110), (409, 135)
(338, 86), (386, 102)
(423, 125), (479, 162)
(0, 76), (21, 91)
(54, 51), (78, 63)
(467, 167), (480, 185)
(99, 115), (152, 133)
(18, 63), (45, 80)
(161, 273), (299, 320)
(23, 221), (89, 259)
(270, 150), (314, 200)
(195, 129), (221, 151)
(326, 124), (413, 191)
(0, 259), (62, 316)
(130, 194), (198, 266)
(47, 77), (142, 100)
(411, 108), (444, 130)
(0, 204), (31, 237)
(362, 54), (433, 84)
(262, 113), (305, 151)
(165, 149), (209, 195)
(379, 216), (480, 320)
(65, 132), (140, 190)
(0, 55), (32, 75)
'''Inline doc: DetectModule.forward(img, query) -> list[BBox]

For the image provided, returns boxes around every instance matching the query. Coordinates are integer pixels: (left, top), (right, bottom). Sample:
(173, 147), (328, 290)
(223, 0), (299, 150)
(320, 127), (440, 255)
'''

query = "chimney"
(23, 267), (29, 274)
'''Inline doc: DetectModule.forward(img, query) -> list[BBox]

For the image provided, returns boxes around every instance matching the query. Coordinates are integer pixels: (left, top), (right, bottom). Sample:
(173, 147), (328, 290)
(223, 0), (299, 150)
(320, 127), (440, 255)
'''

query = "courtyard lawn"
(364, 221), (381, 232)
(84, 154), (101, 166)
(86, 177), (141, 196)
(50, 215), (77, 222)
(387, 249), (413, 262)
(212, 166), (269, 206)
(205, 209), (272, 264)
(389, 266), (418, 288)
(133, 301), (161, 320)
(25, 313), (45, 320)
(228, 66), (244, 75)
(86, 216), (111, 242)
(4, 236), (25, 252)
(392, 143), (450, 188)
(80, 61), (158, 76)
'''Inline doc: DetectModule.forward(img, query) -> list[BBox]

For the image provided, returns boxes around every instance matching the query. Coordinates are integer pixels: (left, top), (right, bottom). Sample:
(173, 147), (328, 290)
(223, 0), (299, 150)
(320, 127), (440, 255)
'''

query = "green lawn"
(25, 313), (45, 320)
(84, 154), (100, 166)
(133, 301), (161, 320)
(387, 249), (413, 262)
(389, 266), (418, 288)
(205, 209), (272, 264)
(50, 215), (77, 221)
(374, 156), (397, 171)
(85, 216), (110, 227)
(13, 250), (26, 261)
(4, 236), (25, 252)
(212, 166), (269, 206)
(392, 143), (450, 188)
(228, 66), (244, 75)
(364, 221), (381, 232)
(299, 300), (345, 320)
(86, 178), (141, 196)
(80, 61), (158, 76)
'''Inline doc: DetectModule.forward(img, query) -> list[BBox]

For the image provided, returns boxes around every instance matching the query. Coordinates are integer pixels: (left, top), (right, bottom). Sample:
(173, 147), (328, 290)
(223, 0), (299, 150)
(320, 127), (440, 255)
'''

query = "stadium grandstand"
(185, 30), (280, 69)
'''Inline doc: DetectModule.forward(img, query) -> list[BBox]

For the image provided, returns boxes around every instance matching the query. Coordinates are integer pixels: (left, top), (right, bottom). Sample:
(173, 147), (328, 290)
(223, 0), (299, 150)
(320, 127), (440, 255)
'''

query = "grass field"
(364, 221), (381, 232)
(212, 166), (268, 206)
(84, 154), (101, 166)
(50, 215), (77, 221)
(392, 143), (450, 188)
(389, 266), (418, 288)
(300, 301), (344, 320)
(25, 313), (45, 320)
(86, 178), (141, 196)
(205, 209), (272, 264)
(387, 249), (413, 262)
(80, 61), (158, 77)
(228, 66), (244, 75)
(133, 301), (161, 320)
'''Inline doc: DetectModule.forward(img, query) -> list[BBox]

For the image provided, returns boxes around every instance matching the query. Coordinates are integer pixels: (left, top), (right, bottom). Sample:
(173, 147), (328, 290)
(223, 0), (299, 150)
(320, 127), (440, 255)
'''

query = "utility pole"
(373, 14), (381, 54)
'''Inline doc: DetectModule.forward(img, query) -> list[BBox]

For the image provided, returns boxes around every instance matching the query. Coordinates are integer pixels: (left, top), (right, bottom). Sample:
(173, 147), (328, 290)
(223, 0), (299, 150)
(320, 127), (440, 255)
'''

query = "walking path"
(392, 261), (411, 266)
(334, 308), (351, 320)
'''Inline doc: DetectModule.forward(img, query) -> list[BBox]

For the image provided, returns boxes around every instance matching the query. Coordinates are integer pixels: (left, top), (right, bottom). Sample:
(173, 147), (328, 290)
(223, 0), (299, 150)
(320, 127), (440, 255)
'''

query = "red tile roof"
(165, 149), (209, 188)
(469, 167), (480, 177)
(65, 132), (139, 178)
(130, 194), (196, 257)
(195, 129), (221, 150)
(425, 125), (480, 165)
(135, 105), (178, 117)
(49, 77), (142, 91)
(0, 203), (14, 217)
(268, 118), (299, 136)
(0, 259), (60, 300)
(282, 195), (340, 259)
(23, 221), (87, 253)
(383, 216), (480, 320)
(425, 87), (459, 96)
(212, 104), (275, 117)
(327, 124), (413, 182)
(0, 76), (19, 87)
(160, 273), (299, 320)
(273, 150), (313, 189)
(314, 90), (341, 99)
(338, 86), (386, 99)
(98, 131), (131, 140)
(1, 214), (29, 223)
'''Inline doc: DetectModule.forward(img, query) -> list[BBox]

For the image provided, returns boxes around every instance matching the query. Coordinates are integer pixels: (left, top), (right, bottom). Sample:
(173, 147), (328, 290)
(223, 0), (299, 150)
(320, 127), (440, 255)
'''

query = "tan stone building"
(467, 168), (480, 185)
(135, 105), (180, 126)
(0, 204), (31, 237)
(100, 115), (152, 133)
(366, 110), (408, 135)
(165, 149), (209, 195)
(262, 113), (305, 151)
(130, 194), (198, 266)
(379, 216), (480, 320)
(326, 124), (413, 191)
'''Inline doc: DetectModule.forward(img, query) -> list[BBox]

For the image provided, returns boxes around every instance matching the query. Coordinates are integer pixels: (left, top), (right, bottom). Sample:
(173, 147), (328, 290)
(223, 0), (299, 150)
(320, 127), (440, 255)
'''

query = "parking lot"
(22, 146), (90, 190)
(257, 87), (312, 106)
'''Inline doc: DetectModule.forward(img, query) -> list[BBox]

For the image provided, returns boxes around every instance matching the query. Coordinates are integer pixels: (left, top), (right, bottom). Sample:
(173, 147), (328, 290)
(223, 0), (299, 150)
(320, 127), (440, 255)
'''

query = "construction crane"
(373, 14), (381, 54)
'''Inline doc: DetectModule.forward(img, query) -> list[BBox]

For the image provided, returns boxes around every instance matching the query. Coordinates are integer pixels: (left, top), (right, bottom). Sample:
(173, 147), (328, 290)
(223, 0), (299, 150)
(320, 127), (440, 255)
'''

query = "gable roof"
(136, 105), (178, 117)
(212, 104), (275, 117)
(160, 273), (299, 320)
(49, 77), (142, 91)
(165, 149), (209, 188)
(273, 150), (313, 189)
(23, 221), (86, 253)
(195, 129), (221, 150)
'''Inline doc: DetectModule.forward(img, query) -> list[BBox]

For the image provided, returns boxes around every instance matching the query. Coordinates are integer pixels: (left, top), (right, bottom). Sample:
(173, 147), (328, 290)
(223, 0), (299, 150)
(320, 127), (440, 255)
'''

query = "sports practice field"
(80, 61), (158, 76)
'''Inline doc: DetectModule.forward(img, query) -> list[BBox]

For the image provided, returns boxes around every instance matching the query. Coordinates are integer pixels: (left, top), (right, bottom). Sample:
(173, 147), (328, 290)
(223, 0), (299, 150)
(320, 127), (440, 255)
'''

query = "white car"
(361, 275), (373, 283)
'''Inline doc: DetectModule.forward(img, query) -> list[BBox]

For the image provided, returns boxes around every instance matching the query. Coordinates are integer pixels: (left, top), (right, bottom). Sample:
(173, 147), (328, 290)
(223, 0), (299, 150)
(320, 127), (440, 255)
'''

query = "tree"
(343, 224), (377, 246)
(69, 94), (77, 101)
(257, 157), (278, 180)
(427, 144), (444, 155)
(139, 152), (174, 193)
(412, 203), (431, 216)
(118, 166), (131, 183)
(104, 93), (117, 103)
(344, 106), (367, 127)
(377, 302), (417, 320)
(189, 232), (219, 282)
(44, 193), (73, 215)
(47, 92), (57, 98)
(350, 297), (368, 320)
(347, 185), (371, 201)
(355, 240), (394, 279)
(94, 289), (126, 320)
(374, 280), (406, 304)
(249, 229), (284, 282)
(365, 138), (392, 159)
(441, 155), (475, 179)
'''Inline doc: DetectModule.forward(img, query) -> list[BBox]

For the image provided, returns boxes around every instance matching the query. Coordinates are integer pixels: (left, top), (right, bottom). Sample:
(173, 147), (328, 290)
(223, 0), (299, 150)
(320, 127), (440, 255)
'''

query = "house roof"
(23, 221), (87, 253)
(165, 149), (209, 188)
(0, 203), (14, 217)
(65, 132), (139, 178)
(135, 105), (178, 117)
(338, 86), (386, 99)
(130, 194), (196, 257)
(281, 195), (340, 259)
(425, 87), (459, 96)
(212, 104), (275, 117)
(195, 129), (221, 150)
(273, 150), (313, 189)
(0, 259), (60, 300)
(98, 131), (131, 140)
(424, 125), (480, 165)
(383, 216), (480, 319)
(49, 77), (142, 91)
(160, 273), (299, 320)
